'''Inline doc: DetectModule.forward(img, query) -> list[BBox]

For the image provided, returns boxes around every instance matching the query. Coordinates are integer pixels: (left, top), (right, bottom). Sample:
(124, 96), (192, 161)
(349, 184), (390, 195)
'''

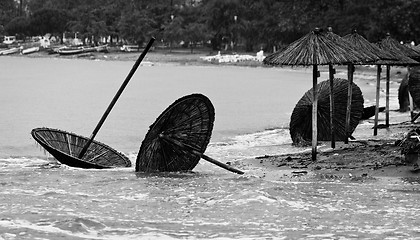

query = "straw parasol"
(264, 27), (374, 160)
(290, 78), (364, 145)
(136, 93), (244, 174)
(32, 128), (131, 168)
(376, 34), (420, 130)
(32, 38), (155, 168)
(343, 30), (398, 139)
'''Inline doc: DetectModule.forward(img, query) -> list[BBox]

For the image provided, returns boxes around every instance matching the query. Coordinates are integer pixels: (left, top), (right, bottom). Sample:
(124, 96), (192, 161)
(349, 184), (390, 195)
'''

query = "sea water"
(0, 56), (419, 239)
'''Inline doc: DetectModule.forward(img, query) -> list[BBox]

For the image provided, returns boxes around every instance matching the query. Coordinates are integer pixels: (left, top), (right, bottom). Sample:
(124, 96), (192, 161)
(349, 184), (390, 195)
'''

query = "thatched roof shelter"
(379, 34), (420, 61)
(263, 28), (375, 66)
(290, 78), (364, 145)
(343, 30), (396, 63)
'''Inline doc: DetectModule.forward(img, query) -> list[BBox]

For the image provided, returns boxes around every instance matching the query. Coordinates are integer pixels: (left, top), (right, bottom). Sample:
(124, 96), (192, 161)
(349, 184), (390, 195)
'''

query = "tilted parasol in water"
(136, 93), (244, 174)
(32, 38), (155, 169)
(290, 78), (364, 145)
(31, 128), (130, 168)
(263, 27), (374, 160)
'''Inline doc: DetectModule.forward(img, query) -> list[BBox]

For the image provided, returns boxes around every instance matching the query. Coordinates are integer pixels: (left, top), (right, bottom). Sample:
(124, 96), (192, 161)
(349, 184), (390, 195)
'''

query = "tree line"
(1, 0), (420, 52)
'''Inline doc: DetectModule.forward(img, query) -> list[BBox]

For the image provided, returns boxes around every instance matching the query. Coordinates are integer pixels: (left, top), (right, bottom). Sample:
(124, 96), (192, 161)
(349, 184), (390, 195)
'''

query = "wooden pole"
(345, 64), (354, 144)
(374, 65), (381, 136)
(159, 134), (244, 175)
(312, 65), (319, 161)
(78, 37), (156, 159)
(329, 64), (336, 148)
(386, 65), (390, 127)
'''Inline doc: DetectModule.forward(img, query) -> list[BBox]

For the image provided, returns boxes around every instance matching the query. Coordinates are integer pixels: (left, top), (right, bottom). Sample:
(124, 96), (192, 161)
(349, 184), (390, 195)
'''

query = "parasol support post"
(345, 64), (355, 144)
(312, 65), (319, 161)
(78, 37), (156, 159)
(160, 134), (244, 175)
(329, 64), (335, 148)
(374, 65), (381, 136)
(386, 65), (390, 127)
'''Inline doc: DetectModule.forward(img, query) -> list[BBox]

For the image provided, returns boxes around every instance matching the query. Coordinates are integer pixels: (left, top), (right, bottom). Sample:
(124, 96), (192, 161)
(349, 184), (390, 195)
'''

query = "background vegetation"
(1, 0), (420, 52)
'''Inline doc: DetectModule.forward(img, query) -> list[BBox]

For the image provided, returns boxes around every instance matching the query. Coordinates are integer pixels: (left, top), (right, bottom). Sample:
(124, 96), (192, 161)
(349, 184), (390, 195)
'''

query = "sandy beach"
(10, 48), (420, 181)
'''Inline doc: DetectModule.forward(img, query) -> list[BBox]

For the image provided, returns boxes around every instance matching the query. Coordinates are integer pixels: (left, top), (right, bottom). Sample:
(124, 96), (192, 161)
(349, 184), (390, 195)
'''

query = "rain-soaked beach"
(1, 55), (420, 239)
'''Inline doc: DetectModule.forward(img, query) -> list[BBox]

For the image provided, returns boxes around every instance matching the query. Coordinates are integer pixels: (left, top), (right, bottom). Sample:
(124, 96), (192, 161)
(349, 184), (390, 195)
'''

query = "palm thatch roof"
(379, 34), (420, 61)
(376, 42), (419, 66)
(289, 78), (364, 145)
(342, 30), (396, 64)
(263, 28), (375, 66)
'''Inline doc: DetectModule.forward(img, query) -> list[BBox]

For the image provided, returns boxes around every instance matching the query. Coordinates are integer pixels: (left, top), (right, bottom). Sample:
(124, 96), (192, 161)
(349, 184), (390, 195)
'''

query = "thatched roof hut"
(290, 78), (364, 145)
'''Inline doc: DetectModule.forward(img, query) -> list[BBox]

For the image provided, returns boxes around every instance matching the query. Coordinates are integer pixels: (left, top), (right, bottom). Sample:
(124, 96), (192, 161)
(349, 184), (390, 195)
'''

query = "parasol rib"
(78, 37), (155, 159)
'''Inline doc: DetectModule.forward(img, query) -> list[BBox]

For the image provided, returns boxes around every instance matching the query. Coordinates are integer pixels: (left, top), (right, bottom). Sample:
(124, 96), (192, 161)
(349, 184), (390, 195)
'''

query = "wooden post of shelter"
(385, 65), (390, 127)
(345, 64), (354, 144)
(312, 65), (320, 161)
(374, 65), (382, 136)
(329, 64), (336, 148)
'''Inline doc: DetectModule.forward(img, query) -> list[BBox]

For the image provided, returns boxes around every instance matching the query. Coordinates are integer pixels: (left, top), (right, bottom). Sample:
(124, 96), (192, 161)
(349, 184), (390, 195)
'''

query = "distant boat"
(21, 46), (40, 55)
(0, 47), (21, 55)
(57, 45), (109, 55)
(57, 46), (84, 55)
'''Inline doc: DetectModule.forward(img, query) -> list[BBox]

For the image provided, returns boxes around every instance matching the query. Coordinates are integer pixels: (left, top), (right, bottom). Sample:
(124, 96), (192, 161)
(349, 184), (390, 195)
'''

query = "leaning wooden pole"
(345, 64), (354, 144)
(329, 64), (336, 148)
(78, 37), (156, 159)
(312, 65), (319, 161)
(385, 65), (390, 127)
(374, 65), (382, 136)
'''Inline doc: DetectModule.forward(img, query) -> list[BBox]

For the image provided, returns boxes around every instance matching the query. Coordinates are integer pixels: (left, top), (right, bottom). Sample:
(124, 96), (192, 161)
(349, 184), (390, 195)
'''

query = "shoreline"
(7, 49), (420, 181)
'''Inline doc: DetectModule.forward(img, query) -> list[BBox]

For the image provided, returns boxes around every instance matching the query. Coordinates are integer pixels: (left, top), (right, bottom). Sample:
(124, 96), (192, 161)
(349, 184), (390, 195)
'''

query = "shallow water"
(1, 56), (418, 239)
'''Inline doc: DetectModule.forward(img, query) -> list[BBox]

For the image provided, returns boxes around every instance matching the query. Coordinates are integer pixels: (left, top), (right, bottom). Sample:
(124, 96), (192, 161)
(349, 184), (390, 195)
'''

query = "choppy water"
(1, 56), (419, 239)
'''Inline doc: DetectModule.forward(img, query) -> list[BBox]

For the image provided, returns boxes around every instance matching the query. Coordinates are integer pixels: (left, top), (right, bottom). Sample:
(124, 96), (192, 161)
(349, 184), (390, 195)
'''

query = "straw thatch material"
(343, 30), (396, 63)
(263, 28), (374, 66)
(408, 66), (420, 107)
(290, 78), (364, 145)
(379, 34), (420, 61)
(136, 93), (215, 172)
(31, 128), (131, 168)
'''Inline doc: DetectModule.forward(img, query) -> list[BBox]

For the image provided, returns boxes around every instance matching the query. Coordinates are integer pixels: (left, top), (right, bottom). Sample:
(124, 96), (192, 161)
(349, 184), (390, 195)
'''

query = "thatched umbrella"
(136, 93), (244, 174)
(376, 34), (420, 134)
(32, 38), (155, 168)
(32, 128), (131, 168)
(343, 30), (397, 139)
(324, 28), (378, 146)
(264, 27), (373, 160)
(290, 78), (364, 145)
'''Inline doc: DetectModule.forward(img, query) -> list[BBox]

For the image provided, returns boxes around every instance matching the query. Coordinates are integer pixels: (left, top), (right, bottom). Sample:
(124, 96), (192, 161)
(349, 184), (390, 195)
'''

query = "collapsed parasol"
(32, 38), (155, 168)
(32, 127), (131, 168)
(136, 93), (244, 174)
(290, 78), (364, 145)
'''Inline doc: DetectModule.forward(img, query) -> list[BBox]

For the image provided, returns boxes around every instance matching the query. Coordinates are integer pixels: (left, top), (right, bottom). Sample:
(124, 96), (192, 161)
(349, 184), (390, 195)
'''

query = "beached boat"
(0, 47), (21, 55)
(57, 47), (84, 55)
(21, 46), (40, 55)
